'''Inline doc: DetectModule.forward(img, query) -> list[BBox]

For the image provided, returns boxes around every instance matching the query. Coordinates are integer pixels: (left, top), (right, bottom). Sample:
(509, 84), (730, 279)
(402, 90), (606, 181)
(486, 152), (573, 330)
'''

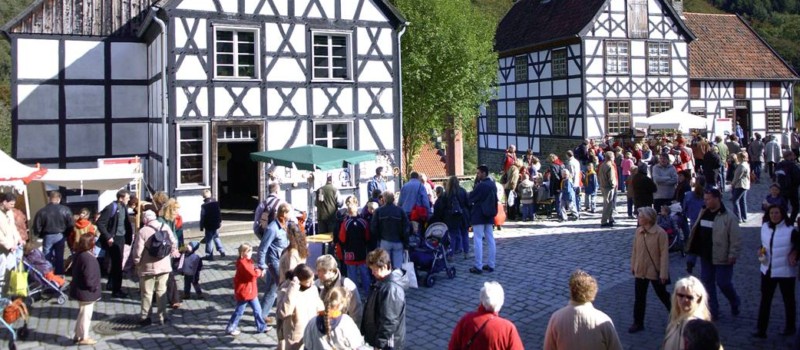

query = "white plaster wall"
(356, 27), (393, 55)
(177, 0), (217, 11)
(267, 121), (298, 150)
(175, 87), (209, 117)
(17, 39), (59, 80)
(176, 18), (207, 50)
(111, 43), (147, 79)
(175, 194), (204, 223)
(359, 119), (393, 151)
(66, 124), (104, 156)
(112, 86), (148, 118)
(214, 87), (260, 117)
(358, 61), (393, 82)
(17, 125), (58, 158)
(112, 123), (148, 154)
(64, 41), (105, 79)
(266, 58), (306, 81)
(17, 85), (58, 120)
(176, 55), (207, 80)
(65, 86), (104, 119)
(266, 87), (307, 116)
(312, 88), (353, 115)
(357, 87), (393, 114)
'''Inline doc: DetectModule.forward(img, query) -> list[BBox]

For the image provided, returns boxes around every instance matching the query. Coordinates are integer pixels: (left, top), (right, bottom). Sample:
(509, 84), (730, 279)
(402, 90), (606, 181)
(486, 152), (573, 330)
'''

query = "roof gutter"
(150, 7), (170, 193)
(397, 22), (407, 182)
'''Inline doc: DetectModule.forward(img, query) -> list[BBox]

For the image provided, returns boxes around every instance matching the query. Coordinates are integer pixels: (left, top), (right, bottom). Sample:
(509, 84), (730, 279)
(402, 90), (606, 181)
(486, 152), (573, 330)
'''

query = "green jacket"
(315, 183), (340, 221)
(686, 206), (741, 265)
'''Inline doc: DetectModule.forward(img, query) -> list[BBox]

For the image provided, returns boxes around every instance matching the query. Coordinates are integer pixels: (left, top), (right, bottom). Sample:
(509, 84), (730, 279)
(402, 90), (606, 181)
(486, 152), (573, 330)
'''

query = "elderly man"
(448, 281), (524, 349)
(598, 151), (617, 227)
(685, 188), (741, 319)
(131, 210), (179, 326)
(544, 270), (623, 350)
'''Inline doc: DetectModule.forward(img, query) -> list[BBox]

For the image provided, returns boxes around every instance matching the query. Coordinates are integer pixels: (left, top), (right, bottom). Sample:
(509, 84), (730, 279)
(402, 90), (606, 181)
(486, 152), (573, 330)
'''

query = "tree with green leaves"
(391, 0), (498, 176)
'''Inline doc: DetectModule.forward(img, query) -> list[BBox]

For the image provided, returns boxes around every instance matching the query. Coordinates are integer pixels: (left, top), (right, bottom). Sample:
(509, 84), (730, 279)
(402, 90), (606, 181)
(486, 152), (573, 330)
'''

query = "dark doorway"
(218, 142), (259, 212)
(734, 100), (751, 142)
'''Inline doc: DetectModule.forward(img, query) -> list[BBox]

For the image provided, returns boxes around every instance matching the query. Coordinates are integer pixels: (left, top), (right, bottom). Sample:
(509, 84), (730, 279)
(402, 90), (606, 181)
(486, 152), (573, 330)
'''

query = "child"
(517, 173), (536, 221)
(339, 204), (371, 298)
(558, 169), (578, 221)
(657, 205), (680, 239)
(69, 208), (97, 254)
(23, 240), (65, 287)
(625, 167), (637, 219)
(620, 151), (634, 193)
(226, 243), (266, 336)
(276, 264), (324, 350)
(302, 286), (366, 349)
(584, 163), (598, 213)
(763, 183), (788, 213)
(181, 241), (203, 300)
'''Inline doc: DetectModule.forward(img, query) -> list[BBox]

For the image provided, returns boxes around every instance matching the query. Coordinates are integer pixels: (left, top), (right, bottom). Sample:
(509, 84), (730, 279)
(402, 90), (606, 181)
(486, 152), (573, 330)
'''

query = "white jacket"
(303, 314), (367, 350)
(760, 222), (797, 278)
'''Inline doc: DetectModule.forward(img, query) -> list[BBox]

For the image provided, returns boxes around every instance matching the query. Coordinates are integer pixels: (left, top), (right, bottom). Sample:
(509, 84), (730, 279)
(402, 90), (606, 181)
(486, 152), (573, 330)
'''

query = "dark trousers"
(757, 274), (796, 333)
(166, 272), (182, 305)
(653, 199), (672, 212)
(789, 195), (800, 223)
(750, 161), (763, 182)
(633, 277), (671, 326)
(767, 161), (777, 181)
(107, 243), (123, 293)
(183, 274), (201, 295)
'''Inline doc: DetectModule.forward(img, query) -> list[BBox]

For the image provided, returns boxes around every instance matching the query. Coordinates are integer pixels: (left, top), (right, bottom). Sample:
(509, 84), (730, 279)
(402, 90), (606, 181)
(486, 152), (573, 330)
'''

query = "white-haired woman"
(629, 207), (671, 333)
(663, 276), (710, 350)
(448, 281), (524, 349)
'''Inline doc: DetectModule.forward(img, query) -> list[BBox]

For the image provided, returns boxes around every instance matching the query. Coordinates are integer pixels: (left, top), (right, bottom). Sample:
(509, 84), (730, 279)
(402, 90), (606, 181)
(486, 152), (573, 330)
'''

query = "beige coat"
(0, 210), (21, 254)
(544, 301), (623, 350)
(278, 248), (304, 284)
(598, 161), (617, 189)
(631, 225), (669, 280)
(132, 220), (178, 276)
(277, 281), (324, 350)
(686, 207), (741, 265)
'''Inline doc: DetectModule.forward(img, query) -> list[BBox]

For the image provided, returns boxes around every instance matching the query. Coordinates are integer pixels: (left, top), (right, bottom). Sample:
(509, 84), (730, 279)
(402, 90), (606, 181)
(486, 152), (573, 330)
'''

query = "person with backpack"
(131, 210), (178, 327)
(199, 189), (225, 260)
(97, 190), (134, 299)
(338, 203), (371, 298)
(253, 183), (285, 239)
(468, 165), (498, 274)
(441, 176), (469, 259)
(518, 173), (536, 222)
(774, 150), (800, 221)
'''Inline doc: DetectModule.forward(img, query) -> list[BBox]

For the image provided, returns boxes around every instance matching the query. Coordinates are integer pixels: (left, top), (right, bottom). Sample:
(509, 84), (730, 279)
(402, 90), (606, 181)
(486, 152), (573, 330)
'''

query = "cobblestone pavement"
(0, 181), (795, 349)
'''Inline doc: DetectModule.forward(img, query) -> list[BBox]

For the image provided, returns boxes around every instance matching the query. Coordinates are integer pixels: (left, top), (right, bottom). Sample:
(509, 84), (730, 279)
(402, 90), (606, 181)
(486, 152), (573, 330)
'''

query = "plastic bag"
(402, 251), (418, 289)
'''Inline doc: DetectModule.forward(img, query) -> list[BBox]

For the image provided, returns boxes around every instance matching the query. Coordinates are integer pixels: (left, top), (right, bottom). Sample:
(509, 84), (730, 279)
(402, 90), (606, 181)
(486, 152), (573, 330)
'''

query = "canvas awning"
(635, 108), (709, 133)
(250, 145), (377, 171)
(35, 168), (141, 192)
(0, 150), (47, 192)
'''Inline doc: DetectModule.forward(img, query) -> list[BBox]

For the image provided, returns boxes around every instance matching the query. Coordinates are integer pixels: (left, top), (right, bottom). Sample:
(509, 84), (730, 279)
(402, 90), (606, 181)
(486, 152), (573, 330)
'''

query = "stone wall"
(478, 137), (583, 174)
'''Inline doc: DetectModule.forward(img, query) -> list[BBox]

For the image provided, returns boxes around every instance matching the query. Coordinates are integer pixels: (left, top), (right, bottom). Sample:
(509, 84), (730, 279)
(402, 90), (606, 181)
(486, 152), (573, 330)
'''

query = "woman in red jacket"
(226, 243), (266, 336)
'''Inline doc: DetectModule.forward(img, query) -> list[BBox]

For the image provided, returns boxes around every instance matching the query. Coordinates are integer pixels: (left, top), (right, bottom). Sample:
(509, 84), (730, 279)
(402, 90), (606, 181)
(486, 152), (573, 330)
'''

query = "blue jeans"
(42, 233), (65, 275)
(574, 187), (582, 214)
(380, 240), (405, 271)
(627, 197), (634, 217)
(520, 203), (534, 221)
(700, 259), (741, 318)
(227, 299), (266, 333)
(203, 229), (225, 256)
(449, 226), (469, 254)
(731, 188), (747, 221)
(750, 161), (762, 182)
(585, 192), (596, 212)
(620, 174), (628, 192)
(472, 224), (495, 270)
(346, 264), (371, 298)
(260, 266), (278, 318)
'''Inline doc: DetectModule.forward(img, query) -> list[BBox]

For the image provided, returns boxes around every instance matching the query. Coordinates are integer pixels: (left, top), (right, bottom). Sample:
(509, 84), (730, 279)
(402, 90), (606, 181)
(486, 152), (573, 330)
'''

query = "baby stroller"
(409, 222), (456, 288)
(665, 203), (686, 256)
(23, 261), (67, 305)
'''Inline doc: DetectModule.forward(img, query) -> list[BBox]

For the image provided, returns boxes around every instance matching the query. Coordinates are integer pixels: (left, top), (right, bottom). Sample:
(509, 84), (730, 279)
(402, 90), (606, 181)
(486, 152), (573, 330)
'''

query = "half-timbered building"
(478, 0), (798, 168)
(2, 0), (406, 222)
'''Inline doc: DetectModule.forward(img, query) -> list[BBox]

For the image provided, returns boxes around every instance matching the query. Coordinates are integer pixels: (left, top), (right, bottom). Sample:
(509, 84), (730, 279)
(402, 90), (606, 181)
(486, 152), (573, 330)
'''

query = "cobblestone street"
(1, 181), (795, 349)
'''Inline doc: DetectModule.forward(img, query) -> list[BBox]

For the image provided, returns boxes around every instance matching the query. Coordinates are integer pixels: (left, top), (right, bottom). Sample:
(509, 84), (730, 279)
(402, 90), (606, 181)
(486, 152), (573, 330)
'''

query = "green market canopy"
(250, 145), (377, 171)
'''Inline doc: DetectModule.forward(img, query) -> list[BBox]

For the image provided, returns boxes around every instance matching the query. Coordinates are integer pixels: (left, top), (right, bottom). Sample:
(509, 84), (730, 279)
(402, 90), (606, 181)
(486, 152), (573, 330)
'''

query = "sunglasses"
(676, 293), (696, 301)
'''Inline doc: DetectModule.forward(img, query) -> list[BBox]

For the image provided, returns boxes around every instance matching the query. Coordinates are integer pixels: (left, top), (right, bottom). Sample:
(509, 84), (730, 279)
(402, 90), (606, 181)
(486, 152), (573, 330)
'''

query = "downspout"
(397, 24), (407, 185)
(152, 10), (169, 193)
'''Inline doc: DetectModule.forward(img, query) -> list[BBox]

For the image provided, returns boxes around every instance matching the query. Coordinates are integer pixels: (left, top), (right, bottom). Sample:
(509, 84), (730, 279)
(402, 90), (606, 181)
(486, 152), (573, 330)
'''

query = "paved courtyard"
(1, 181), (796, 349)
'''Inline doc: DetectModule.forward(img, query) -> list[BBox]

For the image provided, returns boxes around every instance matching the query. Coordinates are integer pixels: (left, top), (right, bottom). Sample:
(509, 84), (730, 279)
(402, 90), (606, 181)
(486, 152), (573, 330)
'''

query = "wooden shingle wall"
(7, 0), (157, 37)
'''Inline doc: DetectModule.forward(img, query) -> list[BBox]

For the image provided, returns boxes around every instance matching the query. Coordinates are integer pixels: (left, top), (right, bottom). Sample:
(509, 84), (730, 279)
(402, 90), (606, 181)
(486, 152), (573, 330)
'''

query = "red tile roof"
(683, 13), (798, 80)
(410, 143), (447, 179)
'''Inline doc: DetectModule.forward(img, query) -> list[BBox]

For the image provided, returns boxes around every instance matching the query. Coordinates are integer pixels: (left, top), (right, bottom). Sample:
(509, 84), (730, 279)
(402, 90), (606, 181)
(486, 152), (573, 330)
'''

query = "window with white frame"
(606, 100), (631, 135)
(766, 108), (782, 133)
(487, 101), (498, 133)
(314, 123), (350, 149)
(214, 28), (258, 78)
(312, 32), (351, 80)
(605, 41), (629, 74)
(648, 99), (672, 116)
(515, 99), (528, 134)
(553, 100), (569, 135)
(647, 42), (671, 75)
(515, 55), (528, 82)
(177, 124), (208, 187)
(552, 49), (567, 78)
(628, 0), (648, 38)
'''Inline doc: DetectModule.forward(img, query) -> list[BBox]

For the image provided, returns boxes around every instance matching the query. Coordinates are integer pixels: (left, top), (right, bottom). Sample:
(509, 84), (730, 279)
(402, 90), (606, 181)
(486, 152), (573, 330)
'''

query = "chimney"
(671, 0), (684, 18)
(445, 128), (464, 176)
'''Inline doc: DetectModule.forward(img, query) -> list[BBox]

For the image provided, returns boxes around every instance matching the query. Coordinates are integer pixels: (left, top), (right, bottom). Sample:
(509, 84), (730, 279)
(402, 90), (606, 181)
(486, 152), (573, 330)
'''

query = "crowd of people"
(0, 127), (799, 349)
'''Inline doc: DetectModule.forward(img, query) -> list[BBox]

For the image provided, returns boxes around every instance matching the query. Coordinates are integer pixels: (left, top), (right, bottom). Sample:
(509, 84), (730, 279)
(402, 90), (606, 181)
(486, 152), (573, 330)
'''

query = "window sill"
(310, 79), (354, 84)
(175, 185), (211, 191)
(212, 77), (261, 82)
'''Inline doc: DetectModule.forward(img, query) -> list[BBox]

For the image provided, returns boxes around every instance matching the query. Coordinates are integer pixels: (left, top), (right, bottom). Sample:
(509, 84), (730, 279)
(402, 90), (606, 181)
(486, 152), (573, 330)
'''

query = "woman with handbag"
(629, 207), (671, 333)
(70, 233), (101, 345)
(662, 276), (711, 350)
(753, 204), (797, 338)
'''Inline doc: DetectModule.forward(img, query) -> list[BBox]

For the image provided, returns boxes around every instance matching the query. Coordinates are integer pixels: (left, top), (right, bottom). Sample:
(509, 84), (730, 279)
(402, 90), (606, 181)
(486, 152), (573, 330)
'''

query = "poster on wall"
(715, 118), (733, 139)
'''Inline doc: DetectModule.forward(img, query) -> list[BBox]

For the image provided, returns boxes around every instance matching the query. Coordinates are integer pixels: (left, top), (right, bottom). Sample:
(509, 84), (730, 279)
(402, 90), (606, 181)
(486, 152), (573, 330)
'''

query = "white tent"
(635, 108), (709, 133)
(0, 150), (46, 192)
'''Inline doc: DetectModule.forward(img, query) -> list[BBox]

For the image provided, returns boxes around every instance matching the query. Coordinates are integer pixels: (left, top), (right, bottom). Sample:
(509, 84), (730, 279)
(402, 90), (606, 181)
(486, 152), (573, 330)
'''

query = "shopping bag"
(402, 251), (418, 289)
(9, 261), (28, 297)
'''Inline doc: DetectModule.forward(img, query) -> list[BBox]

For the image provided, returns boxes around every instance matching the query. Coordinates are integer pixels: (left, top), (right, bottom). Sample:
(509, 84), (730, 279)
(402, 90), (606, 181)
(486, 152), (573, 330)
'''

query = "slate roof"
(683, 13), (798, 80)
(495, 0), (607, 54)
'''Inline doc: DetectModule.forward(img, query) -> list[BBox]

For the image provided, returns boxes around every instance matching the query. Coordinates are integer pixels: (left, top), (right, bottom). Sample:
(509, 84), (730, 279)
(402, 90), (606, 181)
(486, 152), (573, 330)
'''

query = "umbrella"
(250, 145), (377, 171)
(634, 108), (709, 133)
